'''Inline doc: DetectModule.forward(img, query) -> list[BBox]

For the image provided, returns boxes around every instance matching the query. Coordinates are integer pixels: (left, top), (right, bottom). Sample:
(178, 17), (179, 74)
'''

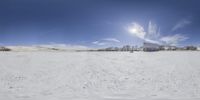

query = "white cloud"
(147, 21), (160, 39)
(127, 21), (189, 45)
(127, 23), (146, 39)
(127, 22), (161, 44)
(36, 43), (89, 50)
(92, 38), (120, 46)
(92, 41), (107, 46)
(160, 34), (188, 45)
(172, 19), (191, 31)
(127, 22), (160, 41)
(145, 39), (161, 44)
(102, 38), (120, 42)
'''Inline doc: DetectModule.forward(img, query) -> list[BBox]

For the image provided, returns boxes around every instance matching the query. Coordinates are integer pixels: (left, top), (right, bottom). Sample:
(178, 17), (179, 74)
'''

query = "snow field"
(0, 51), (200, 100)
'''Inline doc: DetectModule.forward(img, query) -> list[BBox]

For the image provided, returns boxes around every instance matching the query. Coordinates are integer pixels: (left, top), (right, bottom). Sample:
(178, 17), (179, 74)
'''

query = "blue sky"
(0, 0), (200, 47)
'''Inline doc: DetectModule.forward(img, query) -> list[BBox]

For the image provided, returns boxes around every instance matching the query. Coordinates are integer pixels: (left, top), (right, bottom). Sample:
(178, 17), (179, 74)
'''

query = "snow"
(0, 51), (200, 100)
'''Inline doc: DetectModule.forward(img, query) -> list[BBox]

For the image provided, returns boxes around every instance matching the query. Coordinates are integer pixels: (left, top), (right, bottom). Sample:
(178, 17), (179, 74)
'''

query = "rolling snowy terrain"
(0, 51), (200, 100)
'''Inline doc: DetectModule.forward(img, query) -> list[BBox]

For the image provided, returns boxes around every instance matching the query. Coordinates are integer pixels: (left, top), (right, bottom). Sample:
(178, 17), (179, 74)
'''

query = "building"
(185, 46), (197, 50)
(161, 45), (177, 50)
(121, 45), (131, 51)
(0, 47), (11, 51)
(143, 42), (160, 51)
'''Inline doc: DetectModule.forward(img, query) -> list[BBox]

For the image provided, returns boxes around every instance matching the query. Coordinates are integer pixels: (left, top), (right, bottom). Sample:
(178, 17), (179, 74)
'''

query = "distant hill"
(3, 44), (89, 52)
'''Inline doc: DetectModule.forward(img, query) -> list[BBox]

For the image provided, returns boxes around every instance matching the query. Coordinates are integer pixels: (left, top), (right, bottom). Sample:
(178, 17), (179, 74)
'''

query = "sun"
(127, 23), (146, 39)
(128, 27), (138, 33)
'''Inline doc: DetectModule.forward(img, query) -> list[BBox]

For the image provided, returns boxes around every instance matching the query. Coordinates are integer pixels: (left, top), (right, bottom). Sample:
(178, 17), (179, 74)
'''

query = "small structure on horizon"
(160, 45), (177, 51)
(143, 42), (160, 51)
(0, 47), (11, 51)
(185, 46), (197, 50)
(121, 45), (131, 51)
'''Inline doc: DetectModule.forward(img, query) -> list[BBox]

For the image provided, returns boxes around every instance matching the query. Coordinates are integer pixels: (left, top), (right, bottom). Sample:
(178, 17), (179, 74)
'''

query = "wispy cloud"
(145, 38), (161, 44)
(92, 38), (120, 46)
(102, 38), (120, 43)
(92, 41), (107, 46)
(127, 23), (146, 39)
(172, 19), (191, 31)
(127, 21), (161, 44)
(147, 21), (160, 39)
(32, 43), (89, 50)
(127, 21), (189, 46)
(160, 34), (188, 45)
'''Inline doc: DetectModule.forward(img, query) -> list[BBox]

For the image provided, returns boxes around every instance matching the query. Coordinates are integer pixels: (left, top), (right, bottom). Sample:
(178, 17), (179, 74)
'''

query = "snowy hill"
(5, 44), (89, 52)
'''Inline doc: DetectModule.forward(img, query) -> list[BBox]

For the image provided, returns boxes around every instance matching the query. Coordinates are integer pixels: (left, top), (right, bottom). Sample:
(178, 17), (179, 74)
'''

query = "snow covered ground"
(0, 51), (200, 100)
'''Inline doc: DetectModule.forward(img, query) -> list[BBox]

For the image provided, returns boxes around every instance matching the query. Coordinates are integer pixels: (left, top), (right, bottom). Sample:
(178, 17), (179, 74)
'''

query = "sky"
(0, 0), (200, 47)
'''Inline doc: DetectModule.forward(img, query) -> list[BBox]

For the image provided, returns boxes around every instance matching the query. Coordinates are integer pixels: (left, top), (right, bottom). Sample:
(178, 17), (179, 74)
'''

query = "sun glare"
(129, 27), (138, 33)
(127, 23), (146, 39)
